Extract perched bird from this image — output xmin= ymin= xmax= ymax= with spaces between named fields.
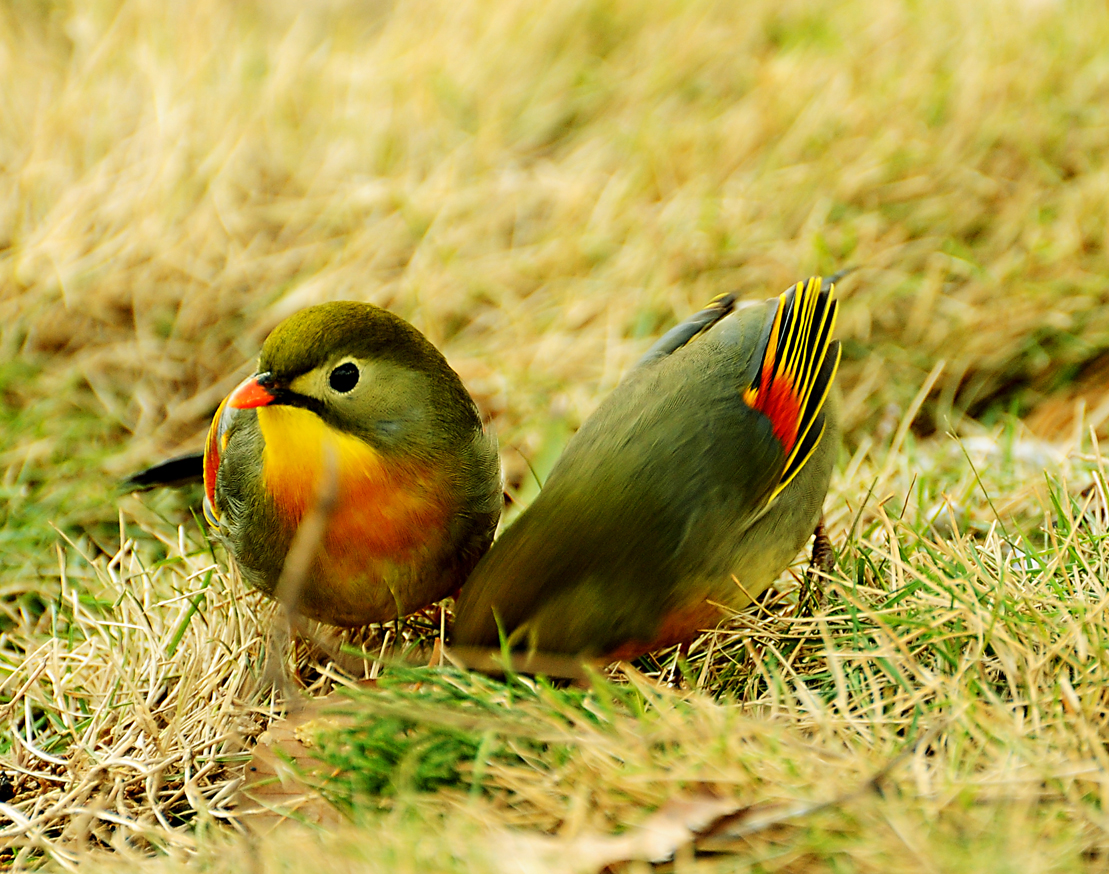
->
xmin=134 ymin=302 xmax=502 ymax=627
xmin=452 ymin=276 xmax=841 ymax=660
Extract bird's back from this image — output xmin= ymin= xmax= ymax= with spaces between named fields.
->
xmin=452 ymin=294 xmax=809 ymax=656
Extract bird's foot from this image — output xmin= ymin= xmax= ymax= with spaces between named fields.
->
xmin=798 ymin=519 xmax=835 ymax=615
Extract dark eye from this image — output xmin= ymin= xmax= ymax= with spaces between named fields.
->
xmin=329 ymin=362 xmax=360 ymax=393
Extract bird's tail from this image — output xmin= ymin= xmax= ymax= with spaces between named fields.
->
xmin=743 ymin=276 xmax=841 ymax=500
xmin=122 ymin=452 xmax=204 ymax=490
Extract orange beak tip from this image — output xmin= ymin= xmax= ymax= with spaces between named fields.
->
xmin=228 ymin=375 xmax=276 ymax=410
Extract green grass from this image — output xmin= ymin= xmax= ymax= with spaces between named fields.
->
xmin=7 ymin=424 xmax=1108 ymax=871
xmin=4 ymin=0 xmax=1109 ymax=869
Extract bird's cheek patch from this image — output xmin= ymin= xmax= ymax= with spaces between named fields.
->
xmin=287 ymin=370 xmax=321 ymax=399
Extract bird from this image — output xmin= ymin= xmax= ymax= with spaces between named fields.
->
xmin=131 ymin=301 xmax=502 ymax=627
xmin=451 ymin=275 xmax=841 ymax=661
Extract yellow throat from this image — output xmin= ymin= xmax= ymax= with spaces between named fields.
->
xmin=256 ymin=405 xmax=451 ymax=558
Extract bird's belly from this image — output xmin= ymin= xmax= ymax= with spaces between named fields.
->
xmin=271 ymin=485 xmax=456 ymax=627
xmin=603 ymin=599 xmax=724 ymax=662
xmin=253 ymin=405 xmax=456 ymax=624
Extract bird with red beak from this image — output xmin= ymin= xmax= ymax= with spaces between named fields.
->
xmin=200 ymin=302 xmax=502 ymax=627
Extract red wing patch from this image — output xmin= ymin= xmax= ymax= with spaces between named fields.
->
xmin=749 ymin=369 xmax=802 ymax=453
xmin=742 ymin=276 xmax=840 ymax=499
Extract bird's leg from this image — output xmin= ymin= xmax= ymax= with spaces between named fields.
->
xmin=798 ymin=518 xmax=835 ymax=615
xmin=424 ymin=602 xmax=448 ymax=667
xmin=664 ymin=643 xmax=687 ymax=687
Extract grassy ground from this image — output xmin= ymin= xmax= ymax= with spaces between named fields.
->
xmin=3 ymin=0 xmax=1109 ymax=868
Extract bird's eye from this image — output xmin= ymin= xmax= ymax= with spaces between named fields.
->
xmin=329 ymin=362 xmax=360 ymax=393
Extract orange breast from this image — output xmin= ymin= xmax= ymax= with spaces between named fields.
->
xmin=256 ymin=406 xmax=453 ymax=566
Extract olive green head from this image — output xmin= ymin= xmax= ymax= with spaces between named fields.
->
xmin=248 ymin=301 xmax=480 ymax=451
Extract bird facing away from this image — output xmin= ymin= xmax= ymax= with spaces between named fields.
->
xmin=452 ymin=276 xmax=841 ymax=660
xmin=200 ymin=301 xmax=502 ymax=627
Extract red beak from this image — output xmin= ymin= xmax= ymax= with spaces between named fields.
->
xmin=228 ymin=373 xmax=276 ymax=409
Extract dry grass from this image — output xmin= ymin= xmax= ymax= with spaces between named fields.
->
xmin=3 ymin=0 xmax=1109 ymax=868
xmin=7 ymin=423 xmax=1109 ymax=871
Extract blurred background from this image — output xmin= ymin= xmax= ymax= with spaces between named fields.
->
xmin=2 ymin=0 xmax=1108 ymax=588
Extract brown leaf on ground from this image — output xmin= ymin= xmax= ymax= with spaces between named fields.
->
xmin=481 ymin=792 xmax=742 ymax=874
xmin=236 ymin=697 xmax=351 ymax=834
